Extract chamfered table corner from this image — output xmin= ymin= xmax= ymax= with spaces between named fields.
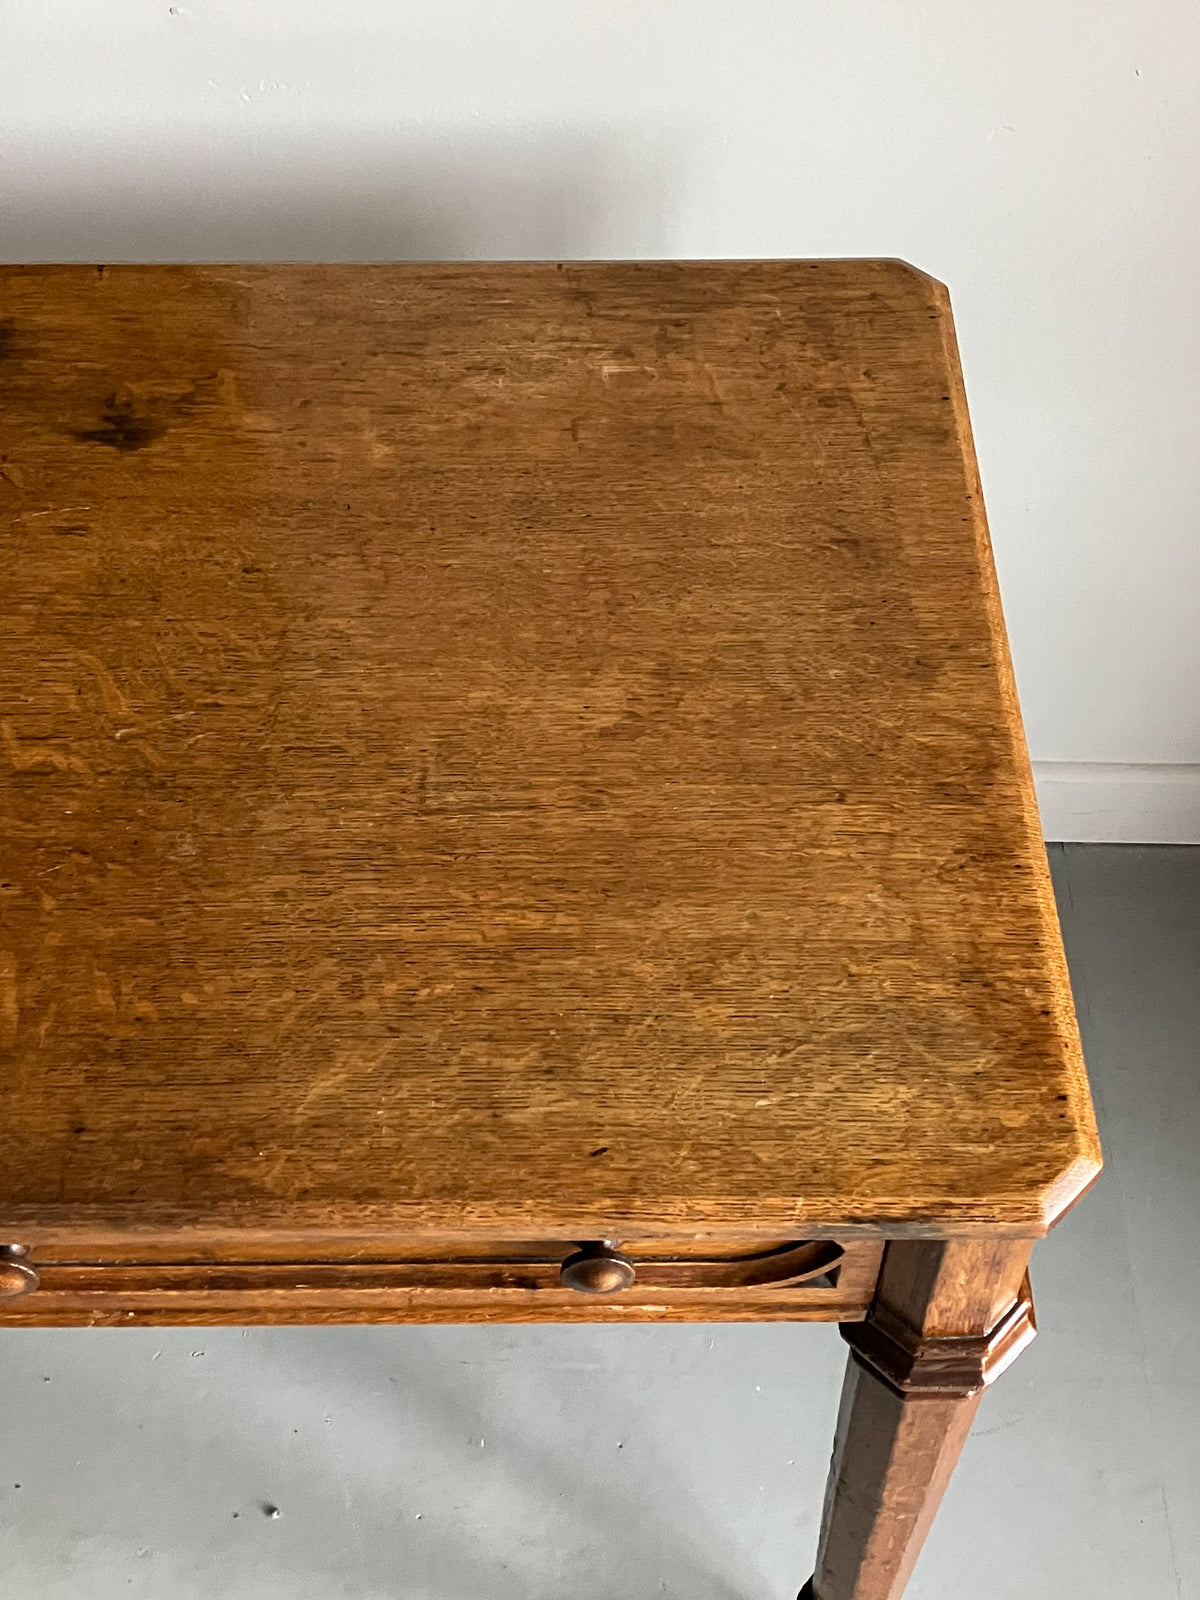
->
xmin=0 ymin=257 xmax=1099 ymax=1599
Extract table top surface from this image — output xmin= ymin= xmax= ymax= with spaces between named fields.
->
xmin=0 ymin=261 xmax=1099 ymax=1249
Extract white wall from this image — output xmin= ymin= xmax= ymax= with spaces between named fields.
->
xmin=4 ymin=1 xmax=1198 ymax=837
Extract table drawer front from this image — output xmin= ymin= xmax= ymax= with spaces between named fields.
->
xmin=0 ymin=1238 xmax=884 ymax=1325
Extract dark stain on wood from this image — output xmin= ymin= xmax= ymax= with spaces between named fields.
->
xmin=0 ymin=261 xmax=1099 ymax=1254
xmin=69 ymin=388 xmax=172 ymax=451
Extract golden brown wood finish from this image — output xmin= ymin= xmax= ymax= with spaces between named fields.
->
xmin=0 ymin=1236 xmax=881 ymax=1327
xmin=807 ymin=1240 xmax=1035 ymax=1600
xmin=0 ymin=261 xmax=1099 ymax=1600
xmin=0 ymin=1257 xmax=879 ymax=1329
xmin=0 ymin=261 xmax=1096 ymax=1260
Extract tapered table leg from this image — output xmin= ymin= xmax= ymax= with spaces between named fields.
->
xmin=802 ymin=1239 xmax=1037 ymax=1600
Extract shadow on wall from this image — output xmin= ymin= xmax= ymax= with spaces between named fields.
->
xmin=0 ymin=126 xmax=679 ymax=261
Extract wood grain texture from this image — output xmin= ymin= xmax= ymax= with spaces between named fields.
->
xmin=0 ymin=1236 xmax=883 ymax=1327
xmin=843 ymin=1262 xmax=1036 ymax=1396
xmin=0 ymin=261 xmax=1099 ymax=1252
xmin=873 ymin=1236 xmax=1034 ymax=1337
xmin=810 ymin=1239 xmax=1032 ymax=1600
xmin=0 ymin=1259 xmax=876 ymax=1329
xmin=0 ymin=1302 xmax=868 ymax=1329
xmin=812 ymin=1359 xmax=984 ymax=1600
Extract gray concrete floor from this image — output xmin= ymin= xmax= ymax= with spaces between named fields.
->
xmin=1 ymin=843 xmax=1196 ymax=1599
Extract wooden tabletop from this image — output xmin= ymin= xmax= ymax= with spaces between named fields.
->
xmin=0 ymin=261 xmax=1099 ymax=1251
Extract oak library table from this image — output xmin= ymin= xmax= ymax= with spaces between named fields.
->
xmin=0 ymin=261 xmax=1100 ymax=1600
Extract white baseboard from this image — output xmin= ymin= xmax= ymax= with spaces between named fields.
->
xmin=1032 ymin=762 xmax=1200 ymax=844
